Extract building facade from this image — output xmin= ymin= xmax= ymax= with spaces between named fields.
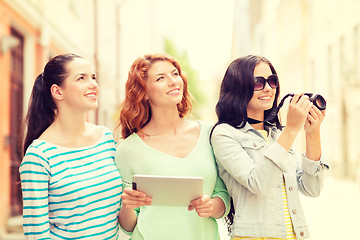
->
xmin=0 ymin=0 xmax=163 ymax=237
xmin=231 ymin=0 xmax=360 ymax=180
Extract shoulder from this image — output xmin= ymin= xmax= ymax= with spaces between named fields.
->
xmin=178 ymin=119 xmax=201 ymax=139
xmin=116 ymin=133 xmax=139 ymax=152
xmin=184 ymin=119 xmax=202 ymax=129
xmin=184 ymin=119 xmax=215 ymax=137
xmin=21 ymin=141 xmax=50 ymax=169
xmin=86 ymin=123 xmax=115 ymax=142
xmin=24 ymin=140 xmax=49 ymax=157
xmin=114 ymin=133 xmax=141 ymax=168
xmin=86 ymin=123 xmax=112 ymax=135
xmin=197 ymin=120 xmax=213 ymax=131
xmin=210 ymin=123 xmax=252 ymax=146
xmin=212 ymin=123 xmax=238 ymax=136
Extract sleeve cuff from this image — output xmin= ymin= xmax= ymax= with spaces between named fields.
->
xmin=119 ymin=225 xmax=133 ymax=236
xmin=211 ymin=194 xmax=231 ymax=219
xmin=302 ymin=153 xmax=329 ymax=175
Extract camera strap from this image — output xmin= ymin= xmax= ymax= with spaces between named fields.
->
xmin=247 ymin=93 xmax=293 ymax=124
xmin=247 ymin=93 xmax=325 ymax=124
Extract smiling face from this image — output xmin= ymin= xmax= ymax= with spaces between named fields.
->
xmin=145 ymin=60 xmax=184 ymax=109
xmin=59 ymin=58 xmax=99 ymax=112
xmin=247 ymin=61 xmax=277 ymax=120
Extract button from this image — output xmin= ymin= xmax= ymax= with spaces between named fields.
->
xmin=300 ymin=232 xmax=304 ymax=236
xmin=253 ymin=143 xmax=257 ymax=147
xmin=292 ymin=209 xmax=297 ymax=214
xmin=288 ymin=186 xmax=293 ymax=191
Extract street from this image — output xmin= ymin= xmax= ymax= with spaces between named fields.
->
xmin=2 ymin=177 xmax=359 ymax=240
xmin=300 ymin=177 xmax=360 ymax=240
xmin=218 ymin=177 xmax=360 ymax=240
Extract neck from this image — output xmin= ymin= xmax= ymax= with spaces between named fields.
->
xmin=144 ymin=106 xmax=183 ymax=135
xmin=250 ymin=122 xmax=264 ymax=130
xmin=247 ymin=111 xmax=264 ymax=130
xmin=52 ymin=109 xmax=87 ymax=138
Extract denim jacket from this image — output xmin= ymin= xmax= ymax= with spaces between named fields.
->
xmin=211 ymin=122 xmax=328 ymax=239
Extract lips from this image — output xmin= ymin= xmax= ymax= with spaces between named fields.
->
xmin=167 ymin=88 xmax=180 ymax=95
xmin=85 ymin=92 xmax=97 ymax=99
xmin=258 ymin=96 xmax=271 ymax=100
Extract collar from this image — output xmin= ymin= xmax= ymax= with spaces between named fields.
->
xmin=240 ymin=121 xmax=279 ymax=138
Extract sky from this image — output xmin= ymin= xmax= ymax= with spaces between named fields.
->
xmin=157 ymin=0 xmax=235 ymax=81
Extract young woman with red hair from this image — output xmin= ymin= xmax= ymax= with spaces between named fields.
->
xmin=115 ymin=53 xmax=230 ymax=240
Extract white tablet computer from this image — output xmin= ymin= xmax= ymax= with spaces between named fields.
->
xmin=132 ymin=174 xmax=203 ymax=207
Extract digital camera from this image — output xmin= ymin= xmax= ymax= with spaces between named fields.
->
xmin=283 ymin=93 xmax=326 ymax=111
xmin=249 ymin=92 xmax=327 ymax=124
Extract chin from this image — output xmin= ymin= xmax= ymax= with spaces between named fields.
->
xmin=87 ymin=103 xmax=98 ymax=110
xmin=265 ymin=105 xmax=273 ymax=111
xmin=173 ymin=97 xmax=183 ymax=104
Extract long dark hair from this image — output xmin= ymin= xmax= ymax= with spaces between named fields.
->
xmin=23 ymin=53 xmax=82 ymax=155
xmin=211 ymin=55 xmax=281 ymax=228
xmin=215 ymin=55 xmax=281 ymax=129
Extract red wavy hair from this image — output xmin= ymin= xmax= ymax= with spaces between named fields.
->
xmin=117 ymin=53 xmax=193 ymax=139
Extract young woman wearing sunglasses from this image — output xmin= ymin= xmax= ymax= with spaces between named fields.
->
xmin=210 ymin=55 xmax=328 ymax=239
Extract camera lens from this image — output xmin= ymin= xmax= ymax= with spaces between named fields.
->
xmin=313 ymin=95 xmax=326 ymax=110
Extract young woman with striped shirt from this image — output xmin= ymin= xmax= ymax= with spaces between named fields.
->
xmin=20 ymin=53 xmax=122 ymax=239
xmin=210 ymin=55 xmax=328 ymax=239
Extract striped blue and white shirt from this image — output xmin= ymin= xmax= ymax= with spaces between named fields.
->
xmin=20 ymin=127 xmax=122 ymax=240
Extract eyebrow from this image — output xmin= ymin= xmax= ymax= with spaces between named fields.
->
xmin=153 ymin=68 xmax=178 ymax=77
xmin=75 ymin=73 xmax=96 ymax=77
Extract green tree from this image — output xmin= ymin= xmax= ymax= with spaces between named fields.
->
xmin=164 ymin=37 xmax=205 ymax=119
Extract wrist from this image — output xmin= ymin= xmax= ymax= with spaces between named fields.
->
xmin=306 ymin=130 xmax=320 ymax=140
xmin=282 ymin=126 xmax=299 ymax=139
xmin=120 ymin=204 xmax=134 ymax=215
xmin=210 ymin=197 xmax=225 ymax=219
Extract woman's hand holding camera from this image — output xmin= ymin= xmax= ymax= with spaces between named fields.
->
xmin=304 ymin=105 xmax=326 ymax=136
xmin=278 ymin=93 xmax=321 ymax=152
xmin=304 ymin=104 xmax=326 ymax=161
xmin=278 ymin=92 xmax=325 ymax=160
xmin=286 ymin=93 xmax=313 ymax=134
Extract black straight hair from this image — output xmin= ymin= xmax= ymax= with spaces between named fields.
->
xmin=215 ymin=55 xmax=281 ymax=130
xmin=22 ymin=53 xmax=82 ymax=155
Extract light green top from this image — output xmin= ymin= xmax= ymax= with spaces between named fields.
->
xmin=115 ymin=121 xmax=230 ymax=240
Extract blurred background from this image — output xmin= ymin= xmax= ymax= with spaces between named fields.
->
xmin=0 ymin=0 xmax=359 ymax=239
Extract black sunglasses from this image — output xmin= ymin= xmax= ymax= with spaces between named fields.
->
xmin=253 ymin=74 xmax=279 ymax=91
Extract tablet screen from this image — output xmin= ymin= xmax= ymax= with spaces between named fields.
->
xmin=132 ymin=174 xmax=203 ymax=207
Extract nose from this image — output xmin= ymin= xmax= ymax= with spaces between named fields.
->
xmin=89 ymin=78 xmax=99 ymax=89
xmin=168 ymin=75 xmax=176 ymax=86
xmin=263 ymin=81 xmax=272 ymax=91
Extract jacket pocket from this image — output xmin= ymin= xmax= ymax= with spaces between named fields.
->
xmin=240 ymin=139 xmax=265 ymax=160
xmin=240 ymin=139 xmax=265 ymax=150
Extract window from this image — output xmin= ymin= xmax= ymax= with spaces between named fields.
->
xmin=10 ymin=27 xmax=24 ymax=216
xmin=354 ymin=24 xmax=359 ymax=84
xmin=327 ymin=45 xmax=333 ymax=95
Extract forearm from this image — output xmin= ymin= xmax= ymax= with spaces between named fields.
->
xmin=277 ymin=126 xmax=298 ymax=152
xmin=305 ymin=131 xmax=321 ymax=161
xmin=118 ymin=206 xmax=138 ymax=232
xmin=20 ymin=154 xmax=51 ymax=238
xmin=210 ymin=196 xmax=225 ymax=219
